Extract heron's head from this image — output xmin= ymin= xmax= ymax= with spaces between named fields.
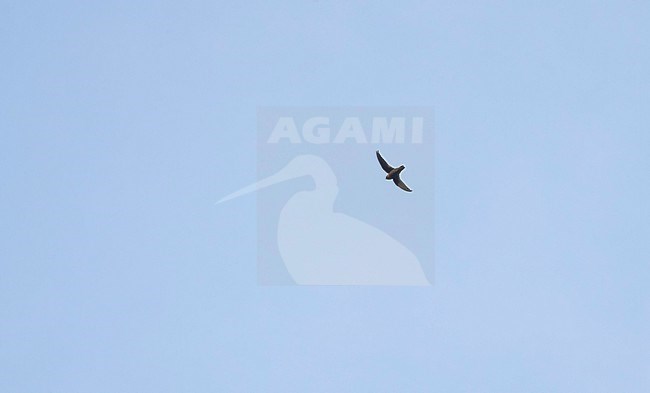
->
xmin=217 ymin=154 xmax=337 ymax=204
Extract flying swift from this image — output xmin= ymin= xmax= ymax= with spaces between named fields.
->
xmin=376 ymin=150 xmax=412 ymax=192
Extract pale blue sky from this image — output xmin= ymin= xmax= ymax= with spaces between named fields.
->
xmin=1 ymin=1 xmax=649 ymax=392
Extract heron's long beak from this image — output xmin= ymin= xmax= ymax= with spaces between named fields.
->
xmin=216 ymin=165 xmax=298 ymax=205
xmin=216 ymin=155 xmax=334 ymax=205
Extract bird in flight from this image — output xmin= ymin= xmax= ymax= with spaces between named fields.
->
xmin=376 ymin=150 xmax=412 ymax=192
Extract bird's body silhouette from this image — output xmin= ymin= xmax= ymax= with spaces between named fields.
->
xmin=376 ymin=150 xmax=412 ymax=192
xmin=217 ymin=155 xmax=428 ymax=285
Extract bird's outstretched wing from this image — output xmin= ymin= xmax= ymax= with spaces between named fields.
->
xmin=376 ymin=150 xmax=394 ymax=173
xmin=393 ymin=175 xmax=412 ymax=192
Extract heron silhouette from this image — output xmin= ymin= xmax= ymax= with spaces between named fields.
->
xmin=217 ymin=155 xmax=429 ymax=285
